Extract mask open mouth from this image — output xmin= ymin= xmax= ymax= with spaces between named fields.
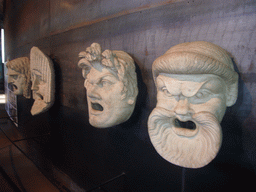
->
xmin=91 ymin=102 xmax=103 ymax=111
xmin=13 ymin=84 xmax=18 ymax=90
xmin=9 ymin=83 xmax=17 ymax=91
xmin=33 ymin=92 xmax=43 ymax=100
xmin=174 ymin=119 xmax=196 ymax=130
xmin=173 ymin=118 xmax=198 ymax=137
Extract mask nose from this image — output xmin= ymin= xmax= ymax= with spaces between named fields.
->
xmin=86 ymin=81 xmax=101 ymax=100
xmin=8 ymin=77 xmax=14 ymax=83
xmin=174 ymin=96 xmax=193 ymax=117
xmin=31 ymin=78 xmax=39 ymax=91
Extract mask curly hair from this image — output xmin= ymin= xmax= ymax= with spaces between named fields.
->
xmin=7 ymin=57 xmax=31 ymax=98
xmin=78 ymin=43 xmax=138 ymax=101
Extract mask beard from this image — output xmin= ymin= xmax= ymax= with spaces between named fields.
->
xmin=148 ymin=107 xmax=222 ymax=168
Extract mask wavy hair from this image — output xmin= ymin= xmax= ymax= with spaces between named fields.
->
xmin=78 ymin=43 xmax=138 ymax=100
xmin=7 ymin=57 xmax=31 ymax=99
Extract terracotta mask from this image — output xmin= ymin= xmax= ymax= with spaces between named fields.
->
xmin=78 ymin=43 xmax=138 ymax=128
xmin=148 ymin=41 xmax=238 ymax=168
xmin=7 ymin=57 xmax=31 ymax=99
xmin=30 ymin=47 xmax=55 ymax=116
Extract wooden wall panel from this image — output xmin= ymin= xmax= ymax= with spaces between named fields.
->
xmin=4 ymin=0 xmax=256 ymax=191
xmin=49 ymin=0 xmax=181 ymax=35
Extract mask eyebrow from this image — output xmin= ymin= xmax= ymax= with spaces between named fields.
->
xmin=101 ymin=74 xmax=117 ymax=81
xmin=32 ymin=69 xmax=42 ymax=76
xmin=97 ymin=75 xmax=117 ymax=85
xmin=8 ymin=72 xmax=20 ymax=75
xmin=200 ymin=78 xmax=225 ymax=94
xmin=157 ymin=75 xmax=182 ymax=95
xmin=181 ymin=81 xmax=205 ymax=97
xmin=7 ymin=69 xmax=22 ymax=76
xmin=156 ymin=76 xmax=165 ymax=88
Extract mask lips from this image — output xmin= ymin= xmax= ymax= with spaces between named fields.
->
xmin=172 ymin=118 xmax=199 ymax=137
xmin=33 ymin=92 xmax=44 ymax=101
xmin=174 ymin=118 xmax=196 ymax=130
xmin=10 ymin=83 xmax=18 ymax=92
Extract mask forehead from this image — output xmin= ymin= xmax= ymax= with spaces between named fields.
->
xmin=87 ymin=67 xmax=117 ymax=83
xmin=7 ymin=68 xmax=21 ymax=76
xmin=181 ymin=81 xmax=205 ymax=97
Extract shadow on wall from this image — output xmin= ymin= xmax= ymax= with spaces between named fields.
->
xmin=220 ymin=58 xmax=255 ymax=171
xmin=114 ymin=59 xmax=148 ymax=130
xmin=0 ymin=58 xmax=4 ymax=90
xmin=49 ymin=54 xmax=62 ymax=117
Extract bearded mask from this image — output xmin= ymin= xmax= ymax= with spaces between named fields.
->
xmin=148 ymin=41 xmax=238 ymax=168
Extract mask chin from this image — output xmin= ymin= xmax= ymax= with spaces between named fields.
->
xmin=148 ymin=108 xmax=222 ymax=168
xmin=30 ymin=100 xmax=48 ymax=115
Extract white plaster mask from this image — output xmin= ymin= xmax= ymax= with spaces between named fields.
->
xmin=148 ymin=74 xmax=227 ymax=168
xmin=30 ymin=47 xmax=55 ymax=116
xmin=84 ymin=66 xmax=134 ymax=128
xmin=30 ymin=69 xmax=48 ymax=115
xmin=7 ymin=68 xmax=26 ymax=95
xmin=78 ymin=42 xmax=138 ymax=128
xmin=6 ymin=57 xmax=31 ymax=99
xmin=148 ymin=41 xmax=239 ymax=168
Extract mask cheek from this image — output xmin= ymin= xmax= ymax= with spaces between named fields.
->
xmin=192 ymin=97 xmax=226 ymax=122
xmin=156 ymin=95 xmax=177 ymax=110
xmin=12 ymin=80 xmax=22 ymax=93
xmin=38 ymin=84 xmax=47 ymax=96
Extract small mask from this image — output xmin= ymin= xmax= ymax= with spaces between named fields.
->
xmin=148 ymin=41 xmax=238 ymax=168
xmin=6 ymin=57 xmax=31 ymax=99
xmin=30 ymin=47 xmax=55 ymax=115
xmin=78 ymin=43 xmax=138 ymax=128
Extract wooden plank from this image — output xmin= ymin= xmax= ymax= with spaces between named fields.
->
xmin=49 ymin=0 xmax=182 ymax=35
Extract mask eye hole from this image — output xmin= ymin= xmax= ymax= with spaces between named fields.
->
xmin=12 ymin=75 xmax=18 ymax=80
xmin=99 ymin=79 xmax=113 ymax=87
xmin=195 ymin=90 xmax=211 ymax=99
xmin=196 ymin=92 xmax=203 ymax=98
xmin=161 ymin=87 xmax=172 ymax=96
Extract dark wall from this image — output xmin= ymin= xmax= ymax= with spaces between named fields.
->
xmin=4 ymin=0 xmax=256 ymax=191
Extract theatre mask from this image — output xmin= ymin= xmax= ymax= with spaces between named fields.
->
xmin=7 ymin=57 xmax=31 ymax=98
xmin=30 ymin=47 xmax=55 ymax=116
xmin=148 ymin=41 xmax=238 ymax=168
xmin=78 ymin=43 xmax=138 ymax=128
